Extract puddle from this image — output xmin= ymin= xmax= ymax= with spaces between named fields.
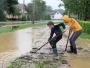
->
xmin=0 ymin=26 xmax=46 ymax=68
xmin=67 ymin=51 xmax=90 ymax=68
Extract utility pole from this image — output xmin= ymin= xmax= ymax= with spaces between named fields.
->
xmin=32 ymin=0 xmax=35 ymax=24
xmin=23 ymin=0 xmax=25 ymax=16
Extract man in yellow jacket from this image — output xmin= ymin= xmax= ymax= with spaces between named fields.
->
xmin=63 ymin=15 xmax=82 ymax=54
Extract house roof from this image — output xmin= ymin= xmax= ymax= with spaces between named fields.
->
xmin=17 ymin=4 xmax=24 ymax=9
xmin=17 ymin=4 xmax=27 ymax=13
xmin=48 ymin=9 xmax=64 ymax=16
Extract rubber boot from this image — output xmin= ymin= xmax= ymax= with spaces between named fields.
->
xmin=67 ymin=46 xmax=73 ymax=53
xmin=70 ymin=46 xmax=74 ymax=53
xmin=53 ymin=48 xmax=58 ymax=56
xmin=73 ymin=49 xmax=77 ymax=54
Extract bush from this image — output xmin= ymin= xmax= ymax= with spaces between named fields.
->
xmin=78 ymin=20 xmax=90 ymax=34
xmin=44 ymin=14 xmax=51 ymax=20
xmin=21 ymin=15 xmax=27 ymax=21
xmin=0 ymin=10 xmax=6 ymax=21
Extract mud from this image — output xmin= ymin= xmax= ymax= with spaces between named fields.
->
xmin=0 ymin=26 xmax=46 ymax=68
xmin=0 ymin=25 xmax=90 ymax=68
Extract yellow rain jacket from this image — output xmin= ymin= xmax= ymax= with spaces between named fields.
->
xmin=63 ymin=15 xmax=82 ymax=32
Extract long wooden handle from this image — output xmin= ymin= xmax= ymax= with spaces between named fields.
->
xmin=36 ymin=32 xmax=64 ymax=52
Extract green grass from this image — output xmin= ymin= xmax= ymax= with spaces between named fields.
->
xmin=80 ymin=32 xmax=90 ymax=39
xmin=78 ymin=20 xmax=90 ymax=39
xmin=0 ymin=21 xmax=90 ymax=39
xmin=0 ymin=23 xmax=46 ymax=34
xmin=0 ymin=22 xmax=61 ymax=34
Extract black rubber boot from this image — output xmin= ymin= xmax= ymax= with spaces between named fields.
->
xmin=67 ymin=46 xmax=73 ymax=53
xmin=70 ymin=46 xmax=74 ymax=53
xmin=73 ymin=49 xmax=77 ymax=54
xmin=53 ymin=48 xmax=58 ymax=56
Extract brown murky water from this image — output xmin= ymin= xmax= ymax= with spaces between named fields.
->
xmin=67 ymin=51 xmax=90 ymax=68
xmin=65 ymin=26 xmax=90 ymax=68
xmin=0 ymin=25 xmax=90 ymax=68
xmin=0 ymin=26 xmax=45 ymax=68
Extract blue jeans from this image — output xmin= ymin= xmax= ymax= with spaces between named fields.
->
xmin=50 ymin=34 xmax=62 ymax=48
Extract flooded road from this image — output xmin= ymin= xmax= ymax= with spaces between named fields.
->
xmin=0 ymin=25 xmax=90 ymax=68
xmin=0 ymin=26 xmax=46 ymax=68
xmin=67 ymin=51 xmax=90 ymax=68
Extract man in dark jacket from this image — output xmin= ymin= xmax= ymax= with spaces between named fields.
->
xmin=47 ymin=21 xmax=66 ymax=59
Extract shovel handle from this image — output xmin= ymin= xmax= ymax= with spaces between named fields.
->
xmin=36 ymin=32 xmax=65 ymax=52
xmin=65 ymin=30 xmax=71 ymax=51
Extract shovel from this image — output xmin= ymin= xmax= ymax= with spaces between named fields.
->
xmin=30 ymin=32 xmax=64 ymax=53
xmin=64 ymin=30 xmax=71 ymax=51
xmin=64 ymin=21 xmax=75 ymax=53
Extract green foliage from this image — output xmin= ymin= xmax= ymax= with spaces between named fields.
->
xmin=36 ymin=62 xmax=44 ymax=68
xmin=78 ymin=20 xmax=90 ymax=34
xmin=80 ymin=32 xmax=90 ymax=39
xmin=0 ymin=10 xmax=6 ymax=21
xmin=0 ymin=23 xmax=46 ymax=34
xmin=0 ymin=0 xmax=6 ymax=21
xmin=21 ymin=16 xmax=27 ymax=21
xmin=46 ymin=6 xmax=52 ymax=12
xmin=6 ymin=65 xmax=13 ymax=68
xmin=61 ymin=0 xmax=90 ymax=21
xmin=25 ymin=3 xmax=33 ymax=21
xmin=0 ymin=0 xmax=19 ymax=21
xmin=12 ymin=5 xmax=20 ymax=16
xmin=25 ymin=0 xmax=52 ymax=21
xmin=44 ymin=14 xmax=51 ymax=20
xmin=7 ymin=0 xmax=18 ymax=15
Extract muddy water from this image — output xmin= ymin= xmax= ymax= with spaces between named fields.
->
xmin=0 ymin=26 xmax=45 ymax=68
xmin=67 ymin=51 xmax=90 ymax=68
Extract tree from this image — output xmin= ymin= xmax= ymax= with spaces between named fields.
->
xmin=60 ymin=0 xmax=90 ymax=21
xmin=26 ymin=0 xmax=47 ymax=21
xmin=45 ymin=14 xmax=51 ymax=20
xmin=12 ymin=5 xmax=20 ymax=18
xmin=25 ymin=3 xmax=33 ymax=21
xmin=46 ymin=6 xmax=52 ymax=12
xmin=7 ymin=0 xmax=18 ymax=16
xmin=0 ymin=0 xmax=6 ymax=21
xmin=0 ymin=10 xmax=6 ymax=21
xmin=34 ymin=0 xmax=46 ymax=20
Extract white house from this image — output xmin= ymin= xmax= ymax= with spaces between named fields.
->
xmin=49 ymin=9 xmax=64 ymax=20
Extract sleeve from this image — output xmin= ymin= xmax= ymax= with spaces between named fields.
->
xmin=48 ymin=30 xmax=54 ymax=41
xmin=58 ymin=22 xmax=66 ymax=29
xmin=70 ymin=27 xmax=73 ymax=32
xmin=69 ymin=18 xmax=75 ymax=32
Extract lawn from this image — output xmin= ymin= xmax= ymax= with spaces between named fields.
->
xmin=0 ymin=23 xmax=46 ymax=34
xmin=0 ymin=21 xmax=90 ymax=39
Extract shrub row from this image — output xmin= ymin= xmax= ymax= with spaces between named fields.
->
xmin=78 ymin=21 xmax=90 ymax=34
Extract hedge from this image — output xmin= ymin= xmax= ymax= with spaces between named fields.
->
xmin=78 ymin=21 xmax=90 ymax=34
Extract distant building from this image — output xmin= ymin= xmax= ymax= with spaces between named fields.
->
xmin=48 ymin=9 xmax=64 ymax=20
xmin=6 ymin=4 xmax=27 ymax=19
xmin=17 ymin=4 xmax=27 ymax=15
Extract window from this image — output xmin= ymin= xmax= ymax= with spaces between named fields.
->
xmin=57 ymin=12 xmax=59 ymax=14
xmin=52 ymin=16 xmax=54 ymax=18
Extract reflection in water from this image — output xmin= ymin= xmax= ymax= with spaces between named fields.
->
xmin=0 ymin=28 xmax=35 ymax=68
xmin=16 ymin=28 xmax=33 ymax=55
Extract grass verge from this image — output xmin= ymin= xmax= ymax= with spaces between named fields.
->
xmin=0 ymin=22 xmax=61 ymax=34
xmin=80 ymin=32 xmax=90 ymax=39
xmin=0 ymin=23 xmax=46 ymax=34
